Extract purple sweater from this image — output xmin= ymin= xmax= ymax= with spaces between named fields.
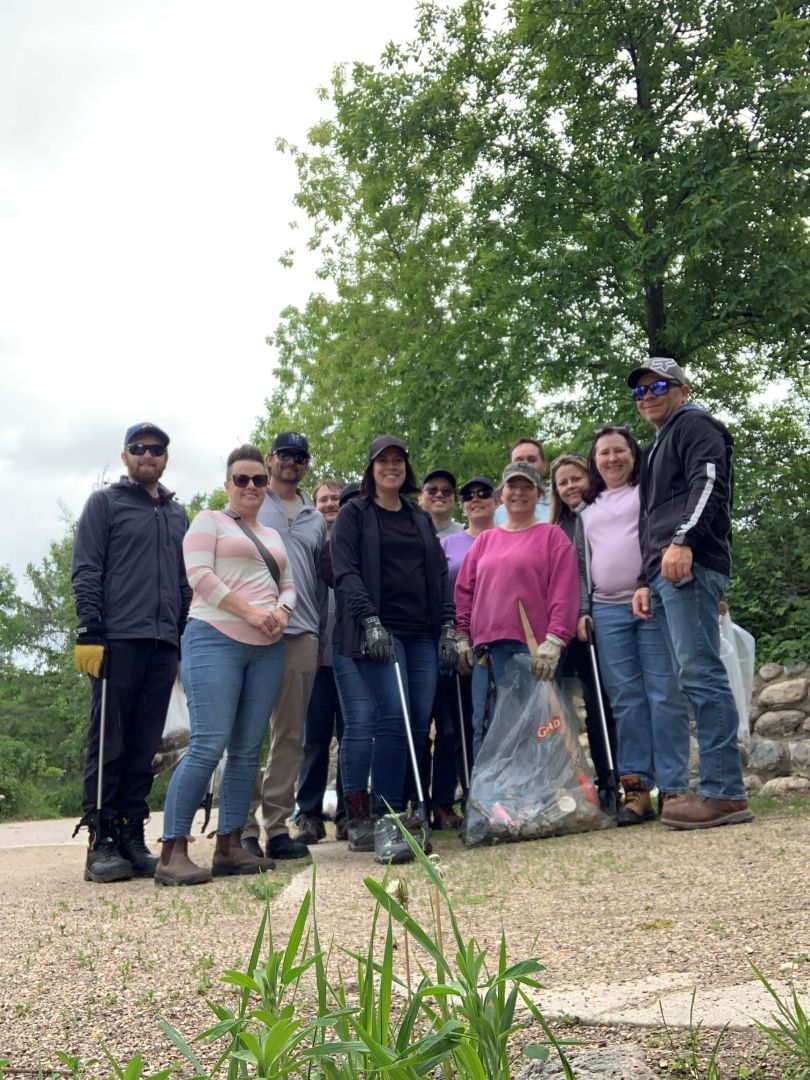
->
xmin=582 ymin=484 xmax=642 ymax=604
xmin=454 ymin=524 xmax=579 ymax=647
xmin=441 ymin=529 xmax=476 ymax=587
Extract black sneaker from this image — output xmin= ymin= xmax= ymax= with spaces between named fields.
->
xmin=267 ymin=833 xmax=311 ymax=860
xmin=240 ymin=835 xmax=265 ymax=859
xmin=293 ymin=814 xmax=326 ymax=846
xmin=84 ymin=833 xmax=134 ymax=884
xmin=347 ymin=818 xmax=375 ymax=852
xmin=374 ymin=814 xmax=414 ymax=865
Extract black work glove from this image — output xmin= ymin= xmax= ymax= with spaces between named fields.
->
xmin=74 ymin=622 xmax=106 ymax=678
xmin=362 ymin=616 xmax=395 ymax=663
xmin=438 ymin=623 xmax=458 ymax=675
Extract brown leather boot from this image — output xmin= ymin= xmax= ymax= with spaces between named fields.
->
xmin=618 ymin=775 xmax=656 ymax=826
xmin=212 ymin=829 xmax=275 ymax=877
xmin=154 ymin=837 xmax=212 ymax=886
xmin=660 ymin=794 xmax=754 ymax=830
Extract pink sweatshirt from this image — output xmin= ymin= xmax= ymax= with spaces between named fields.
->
xmin=582 ymin=484 xmax=642 ymax=604
xmin=183 ymin=511 xmax=296 ymax=645
xmin=454 ymin=524 xmax=579 ymax=647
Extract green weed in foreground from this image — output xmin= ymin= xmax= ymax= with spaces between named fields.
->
xmin=750 ymin=961 xmax=810 ymax=1079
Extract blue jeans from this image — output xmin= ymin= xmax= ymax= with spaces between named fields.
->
xmin=471 ymin=640 xmax=529 ymax=759
xmin=162 ymin=620 xmax=285 ymax=838
xmin=295 ymin=664 xmax=344 ymax=820
xmin=592 ymin=601 xmax=690 ymax=793
xmin=335 ymin=645 xmax=376 ymax=798
xmin=651 ymin=564 xmax=746 ymax=800
xmin=353 ymin=637 xmax=438 ymax=814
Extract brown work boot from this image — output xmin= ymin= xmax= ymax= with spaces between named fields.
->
xmin=212 ymin=829 xmax=275 ymax=877
xmin=432 ymin=804 xmax=462 ymax=830
xmin=658 ymin=792 xmax=689 ymax=817
xmin=618 ymin=775 xmax=656 ymax=827
xmin=154 ymin=837 xmax=212 ymax=886
xmin=661 ymin=794 xmax=755 ymax=830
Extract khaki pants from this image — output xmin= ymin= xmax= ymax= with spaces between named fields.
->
xmin=244 ymin=632 xmax=319 ymax=840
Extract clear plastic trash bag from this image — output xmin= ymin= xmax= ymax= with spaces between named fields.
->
xmin=719 ymin=611 xmax=755 ymax=750
xmin=152 ymin=674 xmax=190 ymax=774
xmin=462 ymin=654 xmax=613 ymax=847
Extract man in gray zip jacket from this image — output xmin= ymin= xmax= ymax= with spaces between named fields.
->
xmin=242 ymin=432 xmax=328 ymax=860
xmin=629 ymin=358 xmax=753 ymax=831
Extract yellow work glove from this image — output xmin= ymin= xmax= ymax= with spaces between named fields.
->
xmin=74 ymin=624 xmax=105 ymax=678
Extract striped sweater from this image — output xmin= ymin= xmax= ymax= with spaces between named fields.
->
xmin=183 ymin=510 xmax=296 ymax=645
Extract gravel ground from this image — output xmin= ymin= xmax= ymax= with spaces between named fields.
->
xmin=1 ymin=805 xmax=809 ymax=1077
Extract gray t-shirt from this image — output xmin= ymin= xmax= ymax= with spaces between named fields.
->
xmin=436 ymin=520 xmax=464 ymax=539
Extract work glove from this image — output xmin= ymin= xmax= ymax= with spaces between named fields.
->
xmin=530 ymin=633 xmax=565 ymax=681
xmin=74 ymin=622 xmax=106 ymax=678
xmin=437 ymin=623 xmax=458 ymax=674
xmin=456 ymin=636 xmax=474 ymax=677
xmin=362 ymin=616 xmax=395 ymax=663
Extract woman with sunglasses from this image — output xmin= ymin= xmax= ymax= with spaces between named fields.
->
xmin=548 ymin=455 xmax=618 ymax=807
xmin=156 ymin=444 xmax=296 ymax=885
xmin=580 ymin=427 xmax=689 ymax=825
xmin=331 ymin=435 xmax=457 ymax=865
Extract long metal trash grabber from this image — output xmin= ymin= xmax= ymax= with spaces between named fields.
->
xmin=392 ymin=656 xmax=430 ymax=842
xmin=455 ymin=674 xmax=471 ymax=791
xmin=583 ymin=618 xmax=619 ymax=817
xmin=96 ymin=672 xmax=109 ymax=821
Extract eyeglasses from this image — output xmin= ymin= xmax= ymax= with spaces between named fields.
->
xmin=276 ymin=449 xmax=309 ymax=465
xmin=424 ymin=485 xmax=455 ymax=497
xmin=631 ymin=381 xmax=672 ymax=401
xmin=231 ymin=473 xmax=269 ymax=488
xmin=127 ymin=443 xmax=166 ymax=457
xmin=462 ymin=488 xmax=493 ymax=501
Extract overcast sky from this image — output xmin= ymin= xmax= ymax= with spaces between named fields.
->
xmin=1 ymin=1 xmax=427 ymax=587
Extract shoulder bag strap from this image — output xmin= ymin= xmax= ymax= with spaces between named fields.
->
xmin=221 ymin=509 xmax=281 ymax=588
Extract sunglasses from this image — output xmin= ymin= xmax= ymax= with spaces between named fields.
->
xmin=593 ymin=425 xmax=631 ymax=438
xmin=424 ymin=485 xmax=455 ymax=497
xmin=631 ymin=380 xmax=672 ymax=401
xmin=276 ymin=449 xmax=309 ymax=465
xmin=127 ymin=443 xmax=166 ymax=457
xmin=462 ymin=488 xmax=493 ymax=501
xmin=231 ymin=473 xmax=269 ymax=488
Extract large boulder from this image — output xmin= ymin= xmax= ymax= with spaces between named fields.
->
xmin=747 ymin=735 xmax=790 ymax=776
xmin=755 ymin=710 xmax=805 ymax=738
xmin=758 ymin=678 xmax=808 ymax=708
xmin=758 ymin=662 xmax=784 ymax=682
xmin=789 ymin=740 xmax=810 ymax=778
xmin=761 ymin=776 xmax=810 ymax=799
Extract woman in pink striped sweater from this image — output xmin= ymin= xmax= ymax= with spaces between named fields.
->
xmin=156 ymin=444 xmax=296 ymax=886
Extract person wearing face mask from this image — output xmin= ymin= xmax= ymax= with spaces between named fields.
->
xmin=331 ymin=436 xmax=457 ymax=864
xmin=155 ymin=444 xmax=295 ymax=885
xmin=548 ymin=455 xmax=618 ymax=808
xmin=579 ymin=427 xmax=689 ymax=826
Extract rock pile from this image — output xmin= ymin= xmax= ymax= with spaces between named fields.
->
xmin=744 ymin=661 xmax=810 ymax=797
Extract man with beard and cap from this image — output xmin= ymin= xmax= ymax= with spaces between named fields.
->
xmin=629 ymin=357 xmax=754 ymax=830
xmin=72 ymin=422 xmax=191 ymax=882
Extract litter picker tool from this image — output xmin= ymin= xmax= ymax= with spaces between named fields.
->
xmin=583 ymin=617 xmax=619 ymax=817
xmin=455 ymin=674 xmax=471 ymax=791
xmin=392 ymin=655 xmax=430 ymax=842
xmin=95 ymin=666 xmax=109 ymax=820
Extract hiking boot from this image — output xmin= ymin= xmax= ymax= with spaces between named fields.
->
xmin=661 ymin=794 xmax=755 ymax=831
xmin=293 ymin=814 xmax=326 ymax=846
xmin=240 ymin=834 xmax=265 ymax=859
xmin=403 ymin=812 xmax=432 ymax=854
xmin=374 ymin=813 xmax=414 ymax=865
xmin=345 ymin=790 xmax=374 ymax=852
xmin=334 ymin=816 xmax=348 ymax=842
xmin=618 ymin=775 xmax=655 ymax=827
xmin=154 ymin=837 xmax=212 ymax=886
xmin=117 ymin=817 xmax=158 ymax=877
xmin=432 ymin=804 xmax=462 ymax=830
xmin=212 ymin=829 xmax=275 ymax=877
xmin=84 ymin=821 xmax=134 ymax=884
xmin=267 ymin=832 xmax=311 ymax=860
xmin=658 ymin=792 xmax=688 ymax=818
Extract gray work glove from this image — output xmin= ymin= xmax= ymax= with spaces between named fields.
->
xmin=530 ymin=633 xmax=565 ymax=681
xmin=362 ymin=616 xmax=395 ymax=663
xmin=438 ymin=623 xmax=458 ymax=674
xmin=456 ymin=636 xmax=474 ymax=676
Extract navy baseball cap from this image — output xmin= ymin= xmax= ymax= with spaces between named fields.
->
xmin=422 ymin=469 xmax=457 ymax=489
xmin=124 ymin=422 xmax=170 ymax=448
xmin=272 ymin=431 xmax=310 ymax=456
xmin=460 ymin=476 xmax=494 ymax=500
xmin=368 ymin=435 xmax=408 ymax=463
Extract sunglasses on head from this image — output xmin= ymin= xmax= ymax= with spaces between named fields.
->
xmin=424 ymin=484 xmax=455 ymax=497
xmin=127 ymin=443 xmax=166 ymax=457
xmin=593 ymin=425 xmax=631 ymax=438
xmin=276 ymin=449 xmax=309 ymax=465
xmin=231 ymin=473 xmax=269 ymax=488
xmin=631 ymin=380 xmax=673 ymax=401
xmin=462 ymin=487 xmax=493 ymax=501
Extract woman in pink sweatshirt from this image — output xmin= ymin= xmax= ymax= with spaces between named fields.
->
xmin=455 ymin=462 xmax=579 ymax=757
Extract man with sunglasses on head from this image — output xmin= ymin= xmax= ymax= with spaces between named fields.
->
xmin=241 ymin=432 xmax=328 ymax=861
xmin=629 ymin=357 xmax=754 ymax=830
xmin=72 ymin=422 xmax=191 ymax=882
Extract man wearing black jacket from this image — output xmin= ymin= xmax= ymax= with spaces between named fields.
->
xmin=629 ymin=359 xmax=753 ymax=830
xmin=72 ymin=423 xmax=191 ymax=882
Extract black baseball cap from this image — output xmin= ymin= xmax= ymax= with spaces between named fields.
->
xmin=460 ymin=476 xmax=494 ymax=500
xmin=368 ymin=435 xmax=408 ymax=462
xmin=338 ymin=481 xmax=362 ymax=506
xmin=124 ymin=422 xmax=170 ymax=448
xmin=627 ymin=356 xmax=687 ymax=388
xmin=422 ymin=469 xmax=457 ymax=489
xmin=272 ymin=431 xmax=310 ymax=456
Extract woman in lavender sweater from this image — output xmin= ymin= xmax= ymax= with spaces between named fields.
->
xmin=579 ymin=427 xmax=689 ymax=825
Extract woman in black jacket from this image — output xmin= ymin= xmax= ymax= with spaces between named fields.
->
xmin=331 ymin=435 xmax=457 ymax=864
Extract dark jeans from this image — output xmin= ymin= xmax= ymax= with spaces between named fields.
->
xmin=81 ymin=638 xmax=178 ymax=820
xmin=562 ymin=638 xmax=618 ymax=790
xmin=417 ymin=672 xmax=473 ymax=808
xmin=355 ymin=637 xmax=438 ymax=814
xmin=295 ymin=664 xmax=345 ymax=821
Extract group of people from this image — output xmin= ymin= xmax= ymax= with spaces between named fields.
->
xmin=71 ymin=355 xmax=754 ymax=884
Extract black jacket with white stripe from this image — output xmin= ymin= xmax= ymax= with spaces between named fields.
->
xmin=638 ymin=403 xmax=734 ymax=583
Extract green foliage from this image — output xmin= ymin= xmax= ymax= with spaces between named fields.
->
xmin=185 ymin=488 xmax=228 ymax=521
xmin=751 ymin=960 xmax=810 ymax=1078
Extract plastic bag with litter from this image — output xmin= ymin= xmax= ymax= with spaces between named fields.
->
xmin=152 ymin=675 xmax=190 ymax=774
